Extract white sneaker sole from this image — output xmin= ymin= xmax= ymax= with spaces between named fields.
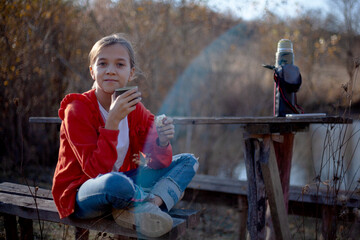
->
xmin=113 ymin=208 xmax=173 ymax=238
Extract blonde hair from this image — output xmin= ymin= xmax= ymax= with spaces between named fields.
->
xmin=89 ymin=33 xmax=136 ymax=69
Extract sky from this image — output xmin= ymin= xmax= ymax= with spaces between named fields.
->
xmin=207 ymin=0 xmax=330 ymax=20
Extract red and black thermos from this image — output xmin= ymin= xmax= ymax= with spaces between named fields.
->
xmin=265 ymin=39 xmax=303 ymax=117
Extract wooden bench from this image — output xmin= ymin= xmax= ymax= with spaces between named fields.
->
xmin=0 ymin=181 xmax=201 ymax=240
xmin=1 ymin=117 xmax=204 ymax=239
xmin=2 ymin=174 xmax=359 ymax=239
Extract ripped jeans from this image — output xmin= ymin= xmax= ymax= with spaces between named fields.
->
xmin=73 ymin=153 xmax=199 ymax=219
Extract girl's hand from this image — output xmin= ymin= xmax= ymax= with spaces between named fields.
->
xmin=106 ymin=87 xmax=141 ymax=130
xmin=156 ymin=116 xmax=174 ymax=146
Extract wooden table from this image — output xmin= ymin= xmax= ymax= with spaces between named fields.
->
xmin=29 ymin=115 xmax=352 ymax=239
xmin=176 ymin=116 xmax=352 ymax=240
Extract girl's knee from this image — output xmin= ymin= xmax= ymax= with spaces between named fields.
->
xmin=174 ymin=153 xmax=199 ymax=172
xmin=101 ymin=172 xmax=135 ymax=196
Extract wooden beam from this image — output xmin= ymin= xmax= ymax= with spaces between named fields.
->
xmin=29 ymin=117 xmax=61 ymax=124
xmin=260 ymin=136 xmax=291 ymax=240
xmin=238 ymin=196 xmax=248 ymax=240
xmin=243 ymin=138 xmax=267 ymax=239
xmin=29 ymin=116 xmax=353 ymax=125
xmin=1 ymin=179 xmax=358 ymax=211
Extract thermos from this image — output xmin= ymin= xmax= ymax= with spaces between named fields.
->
xmin=272 ymin=39 xmax=302 ymax=116
xmin=275 ymin=39 xmax=294 ymax=67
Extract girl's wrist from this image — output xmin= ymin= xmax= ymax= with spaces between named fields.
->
xmin=105 ymin=119 xmax=119 ymax=130
xmin=157 ymin=138 xmax=169 ymax=147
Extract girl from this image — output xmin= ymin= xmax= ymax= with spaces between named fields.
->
xmin=52 ymin=33 xmax=199 ymax=238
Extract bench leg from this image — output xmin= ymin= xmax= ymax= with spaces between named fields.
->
xmin=4 ymin=214 xmax=19 ymax=240
xmin=18 ymin=217 xmax=33 ymax=240
xmin=322 ymin=206 xmax=337 ymax=240
xmin=75 ymin=227 xmax=89 ymax=240
xmin=238 ymin=196 xmax=248 ymax=240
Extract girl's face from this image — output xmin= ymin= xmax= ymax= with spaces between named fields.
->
xmin=90 ymin=44 xmax=135 ymax=96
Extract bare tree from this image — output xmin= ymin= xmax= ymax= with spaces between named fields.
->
xmin=329 ymin=0 xmax=360 ymax=106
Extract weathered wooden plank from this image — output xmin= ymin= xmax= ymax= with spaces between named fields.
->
xmin=185 ymin=181 xmax=360 ymax=224
xmin=188 ymin=174 xmax=247 ymax=195
xmin=2 ymin=179 xmax=358 ymax=211
xmin=29 ymin=117 xmax=61 ymax=124
xmin=243 ymin=138 xmax=255 ymax=238
xmin=29 ymin=116 xmax=353 ymax=125
xmin=188 ymin=175 xmax=360 ymax=208
xmin=172 ymin=116 xmax=353 ymax=125
xmin=0 ymin=192 xmax=57 ymax=218
xmin=288 ymin=185 xmax=360 ymax=208
xmin=0 ymin=182 xmax=52 ymax=199
xmin=254 ymin=139 xmax=267 ymax=239
xmin=243 ymin=138 xmax=266 ymax=240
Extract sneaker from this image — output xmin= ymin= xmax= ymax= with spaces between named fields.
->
xmin=112 ymin=202 xmax=173 ymax=238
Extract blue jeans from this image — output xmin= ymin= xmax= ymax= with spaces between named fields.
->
xmin=73 ymin=153 xmax=199 ymax=219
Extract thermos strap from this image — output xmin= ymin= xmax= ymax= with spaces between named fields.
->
xmin=274 ymin=73 xmax=304 ymax=114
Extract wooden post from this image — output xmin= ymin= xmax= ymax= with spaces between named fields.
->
xmin=321 ymin=206 xmax=337 ymax=240
xmin=4 ymin=214 xmax=18 ymax=240
xmin=238 ymin=196 xmax=248 ymax=240
xmin=243 ymin=138 xmax=266 ymax=240
xmin=18 ymin=217 xmax=33 ymax=240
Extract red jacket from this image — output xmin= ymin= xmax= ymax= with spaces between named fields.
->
xmin=52 ymin=89 xmax=172 ymax=219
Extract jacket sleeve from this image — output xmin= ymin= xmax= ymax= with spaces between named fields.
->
xmin=133 ymin=103 xmax=172 ymax=169
xmin=63 ymin=100 xmax=118 ymax=178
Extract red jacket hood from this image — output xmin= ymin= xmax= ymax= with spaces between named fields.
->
xmin=58 ymin=89 xmax=102 ymax=123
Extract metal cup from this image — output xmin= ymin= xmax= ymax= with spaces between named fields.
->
xmin=112 ymin=86 xmax=138 ymax=102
